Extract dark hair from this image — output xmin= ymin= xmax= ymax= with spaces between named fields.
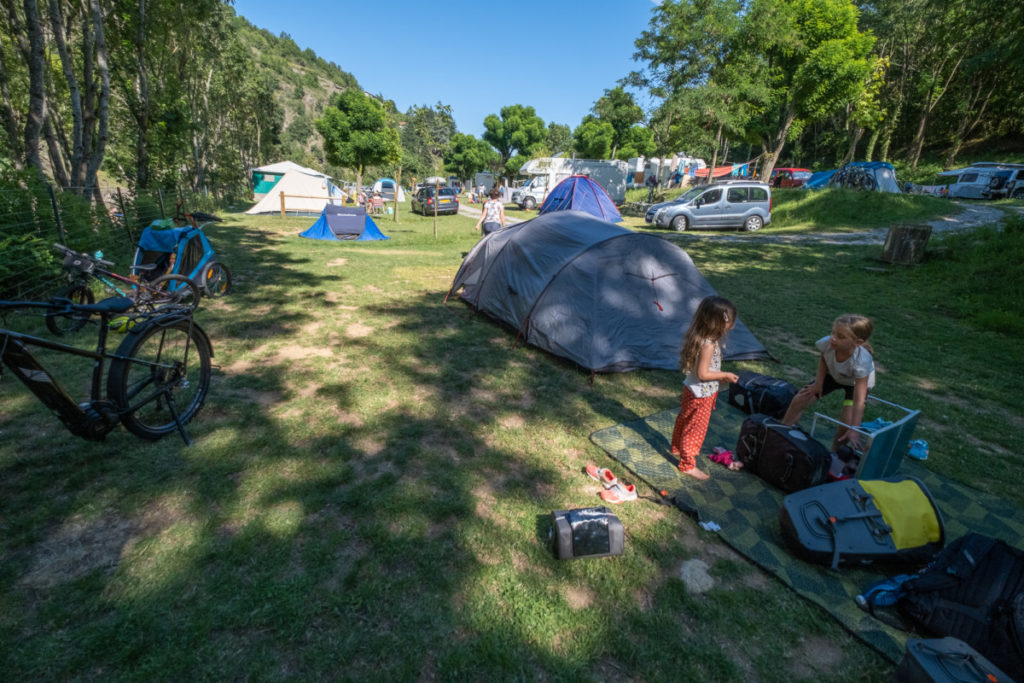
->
xmin=488 ymin=189 xmax=500 ymax=199
xmin=679 ymin=296 xmax=737 ymax=372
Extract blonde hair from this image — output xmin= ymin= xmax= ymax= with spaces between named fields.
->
xmin=680 ymin=296 xmax=737 ymax=373
xmin=833 ymin=314 xmax=874 ymax=355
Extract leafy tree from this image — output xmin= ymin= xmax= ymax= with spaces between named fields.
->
xmin=741 ymin=0 xmax=875 ymax=178
xmin=615 ymin=125 xmax=656 ymax=161
xmin=572 ymin=117 xmax=613 ymax=159
xmin=399 ymin=102 xmax=455 ymax=180
xmin=545 ymin=122 xmax=571 ymax=156
xmin=482 ymin=104 xmax=545 ymax=177
xmin=443 ymin=133 xmax=497 ymax=187
xmin=592 ymin=87 xmax=645 ymax=158
xmin=315 ymin=90 xmax=400 ymax=196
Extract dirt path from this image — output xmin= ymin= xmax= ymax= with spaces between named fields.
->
xmin=659 ymin=202 xmax=1014 ymax=245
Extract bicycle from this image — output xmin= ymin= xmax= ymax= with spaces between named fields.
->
xmin=47 ymin=243 xmax=200 ymax=336
xmin=0 ymin=297 xmax=212 ymax=444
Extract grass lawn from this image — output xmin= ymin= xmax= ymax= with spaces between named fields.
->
xmin=1 ymin=198 xmax=1021 ymax=680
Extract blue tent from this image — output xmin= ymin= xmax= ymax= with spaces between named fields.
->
xmin=538 ymin=175 xmax=622 ymax=222
xmin=804 ymin=162 xmax=902 ymax=193
xmin=300 ymin=205 xmax=389 ymax=241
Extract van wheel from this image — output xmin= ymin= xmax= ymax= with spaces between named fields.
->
xmin=671 ymin=215 xmax=688 ymax=231
xmin=524 ymin=197 xmax=536 ymax=210
xmin=1013 ymin=188 xmax=1024 ymax=200
xmin=744 ymin=215 xmax=764 ymax=232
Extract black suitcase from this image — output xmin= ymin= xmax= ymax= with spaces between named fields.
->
xmin=778 ymin=476 xmax=945 ymax=570
xmin=735 ymin=413 xmax=830 ymax=492
xmin=728 ymin=371 xmax=798 ymax=419
xmin=549 ymin=507 xmax=624 ymax=560
xmin=896 ymin=637 xmax=1014 ymax=683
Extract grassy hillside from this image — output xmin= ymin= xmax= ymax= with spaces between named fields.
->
xmin=233 ymin=15 xmax=360 ymax=172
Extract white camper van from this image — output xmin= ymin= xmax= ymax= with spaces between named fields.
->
xmin=940 ymin=163 xmax=1024 ymax=199
xmin=511 ymin=158 xmax=629 ymax=210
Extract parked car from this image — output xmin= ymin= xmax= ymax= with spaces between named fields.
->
xmin=412 ymin=187 xmax=460 ymax=215
xmin=644 ymin=181 xmax=772 ymax=232
xmin=982 ymin=166 xmax=1024 ymax=200
xmin=769 ymin=167 xmax=812 ymax=188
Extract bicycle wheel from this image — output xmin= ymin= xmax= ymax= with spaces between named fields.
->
xmin=107 ymin=318 xmax=212 ymax=440
xmin=46 ymin=282 xmax=95 ymax=336
xmin=139 ymin=274 xmax=201 ymax=312
xmin=201 ymin=262 xmax=231 ymax=298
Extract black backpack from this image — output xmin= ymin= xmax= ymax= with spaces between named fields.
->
xmin=895 ymin=533 xmax=1024 ymax=679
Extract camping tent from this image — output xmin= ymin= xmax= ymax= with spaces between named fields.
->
xmin=538 ymin=175 xmax=622 ymax=222
xmin=246 ymin=167 xmax=347 ymax=216
xmin=299 ymin=205 xmax=389 ymax=241
xmin=372 ymin=177 xmax=406 ymax=202
xmin=448 ymin=211 xmax=770 ymax=372
xmin=252 ymin=161 xmax=326 ymax=197
xmin=804 ymin=162 xmax=902 ymax=193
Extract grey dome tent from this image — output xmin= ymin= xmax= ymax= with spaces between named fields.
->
xmin=447 ymin=211 xmax=771 ymax=372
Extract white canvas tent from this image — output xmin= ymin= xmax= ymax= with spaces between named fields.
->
xmin=246 ymin=169 xmax=348 ymax=215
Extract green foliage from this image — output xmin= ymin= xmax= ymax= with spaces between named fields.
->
xmin=572 ymin=117 xmax=614 ymax=159
xmin=401 ymin=103 xmax=457 ymax=179
xmin=315 ymin=90 xmax=401 ymax=173
xmin=482 ymin=105 xmax=546 ymax=175
xmin=545 ymin=123 xmax=572 ymax=156
xmin=443 ymin=134 xmax=498 ymax=185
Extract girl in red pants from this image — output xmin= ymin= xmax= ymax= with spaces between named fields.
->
xmin=671 ymin=296 xmax=740 ymax=480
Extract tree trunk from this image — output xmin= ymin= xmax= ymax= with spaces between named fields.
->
xmin=863 ymin=128 xmax=880 ymax=162
xmin=134 ymin=0 xmax=150 ymax=188
xmin=761 ymin=108 xmax=796 ymax=183
xmin=43 ymin=113 xmax=70 ymax=187
xmin=49 ymin=0 xmax=85 ymax=189
xmin=943 ymin=83 xmax=993 ymax=168
xmin=908 ymin=55 xmax=964 ymax=170
xmin=708 ymin=123 xmax=722 ymax=185
xmin=84 ymin=0 xmax=110 ymax=197
xmin=842 ymin=126 xmax=863 ymax=165
xmin=22 ymin=0 xmax=46 ymax=173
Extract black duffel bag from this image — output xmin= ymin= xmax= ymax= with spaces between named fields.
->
xmin=728 ymin=371 xmax=798 ymax=420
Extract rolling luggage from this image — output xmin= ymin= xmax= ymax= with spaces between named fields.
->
xmin=778 ymin=476 xmax=945 ymax=570
xmin=896 ymin=638 xmax=1014 ymax=683
xmin=736 ymin=413 xmax=830 ymax=492
xmin=728 ymin=371 xmax=798 ymax=420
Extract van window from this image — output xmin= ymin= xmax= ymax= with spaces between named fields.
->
xmin=960 ymin=173 xmax=978 ymax=183
xmin=700 ymin=189 xmax=722 ymax=204
xmin=749 ymin=187 xmax=768 ymax=202
xmin=727 ymin=188 xmax=747 ymax=203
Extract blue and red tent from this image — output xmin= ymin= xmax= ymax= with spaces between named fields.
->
xmin=538 ymin=175 xmax=622 ymax=222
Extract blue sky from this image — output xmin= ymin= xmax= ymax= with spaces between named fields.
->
xmin=233 ymin=0 xmax=659 ymax=138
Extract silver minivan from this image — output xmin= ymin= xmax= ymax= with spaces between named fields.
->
xmin=645 ymin=181 xmax=772 ymax=232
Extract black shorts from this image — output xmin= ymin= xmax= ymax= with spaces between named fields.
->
xmin=817 ymin=373 xmax=854 ymax=400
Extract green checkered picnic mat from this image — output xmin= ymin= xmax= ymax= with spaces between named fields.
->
xmin=589 ymin=396 xmax=1024 ymax=663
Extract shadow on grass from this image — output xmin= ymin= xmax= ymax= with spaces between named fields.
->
xmin=1 ymin=214 xmax=1017 ymax=679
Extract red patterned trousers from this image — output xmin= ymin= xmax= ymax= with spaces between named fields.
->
xmin=671 ymin=390 xmax=717 ymax=470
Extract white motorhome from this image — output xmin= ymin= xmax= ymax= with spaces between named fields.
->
xmin=939 ymin=163 xmax=1024 ymax=199
xmin=511 ymin=157 xmax=629 ymax=210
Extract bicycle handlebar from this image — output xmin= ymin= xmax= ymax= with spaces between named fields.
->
xmin=53 ymin=243 xmax=115 ymax=268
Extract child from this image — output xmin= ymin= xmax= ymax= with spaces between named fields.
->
xmin=671 ymin=296 xmax=740 ymax=480
xmin=781 ymin=314 xmax=875 ymax=450
xmin=475 ymin=189 xmax=506 ymax=235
